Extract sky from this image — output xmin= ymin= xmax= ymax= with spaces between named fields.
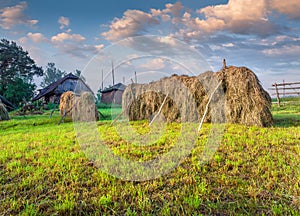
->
xmin=1 ymin=0 xmax=300 ymax=94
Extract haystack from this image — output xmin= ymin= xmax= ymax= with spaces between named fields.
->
xmin=122 ymin=66 xmax=273 ymax=127
xmin=0 ymin=100 xmax=10 ymax=121
xmin=59 ymin=91 xmax=75 ymax=117
xmin=73 ymin=91 xmax=99 ymax=122
xmin=219 ymin=66 xmax=273 ymax=127
xmin=59 ymin=91 xmax=99 ymax=121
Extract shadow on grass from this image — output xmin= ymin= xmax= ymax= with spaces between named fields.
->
xmin=273 ymin=114 xmax=300 ymax=128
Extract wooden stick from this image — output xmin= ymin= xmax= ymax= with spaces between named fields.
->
xmin=271 ymin=92 xmax=300 ymax=95
xmin=272 ymin=82 xmax=300 ymax=86
xmin=58 ymin=99 xmax=80 ymax=125
xmin=98 ymin=110 xmax=105 ymax=119
xmin=149 ymin=93 xmax=169 ymax=126
xmin=269 ymin=87 xmax=300 ymax=90
xmin=274 ymin=83 xmax=281 ymax=108
xmin=50 ymin=109 xmax=57 ymax=118
xmin=110 ymin=110 xmax=125 ymax=126
xmin=198 ymin=80 xmax=222 ymax=132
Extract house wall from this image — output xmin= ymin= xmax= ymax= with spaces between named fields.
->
xmin=101 ymin=90 xmax=123 ymax=104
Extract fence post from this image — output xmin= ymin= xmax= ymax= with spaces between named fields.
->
xmin=274 ymin=82 xmax=280 ymax=108
xmin=283 ymin=80 xmax=285 ymax=97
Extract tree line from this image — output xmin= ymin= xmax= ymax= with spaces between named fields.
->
xmin=0 ymin=38 xmax=82 ymax=107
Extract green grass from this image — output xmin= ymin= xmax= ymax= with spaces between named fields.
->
xmin=0 ymin=101 xmax=299 ymax=215
xmin=272 ymin=98 xmax=300 ymax=127
xmin=99 ymin=107 xmax=122 ymax=120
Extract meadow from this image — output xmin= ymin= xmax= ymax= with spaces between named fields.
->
xmin=0 ymin=98 xmax=299 ymax=215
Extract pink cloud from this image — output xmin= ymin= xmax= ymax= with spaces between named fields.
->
xmin=196 ymin=0 xmax=272 ymax=35
xmin=58 ymin=16 xmax=70 ymax=30
xmin=0 ymin=2 xmax=38 ymax=29
xmin=27 ymin=32 xmax=48 ymax=43
xmin=102 ymin=10 xmax=159 ymax=41
xmin=140 ymin=58 xmax=166 ymax=70
xmin=51 ymin=32 xmax=85 ymax=43
xmin=262 ymin=45 xmax=300 ymax=56
xmin=270 ymin=0 xmax=300 ymax=19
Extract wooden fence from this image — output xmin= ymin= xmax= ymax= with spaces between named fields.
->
xmin=269 ymin=81 xmax=300 ymax=107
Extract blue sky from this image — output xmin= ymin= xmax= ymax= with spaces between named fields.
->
xmin=1 ymin=0 xmax=300 ymax=92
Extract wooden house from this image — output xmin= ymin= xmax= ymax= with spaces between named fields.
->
xmin=100 ymin=83 xmax=126 ymax=104
xmin=32 ymin=73 xmax=93 ymax=104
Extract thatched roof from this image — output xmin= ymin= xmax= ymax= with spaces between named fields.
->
xmin=122 ymin=66 xmax=273 ymax=127
xmin=0 ymin=95 xmax=15 ymax=110
xmin=32 ymin=73 xmax=93 ymax=101
xmin=101 ymin=83 xmax=126 ymax=93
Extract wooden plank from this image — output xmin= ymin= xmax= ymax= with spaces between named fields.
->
xmin=272 ymin=92 xmax=300 ymax=95
xmin=268 ymin=87 xmax=300 ymax=90
xmin=272 ymin=82 xmax=300 ymax=87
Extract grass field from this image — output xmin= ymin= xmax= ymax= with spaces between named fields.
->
xmin=0 ymin=99 xmax=300 ymax=215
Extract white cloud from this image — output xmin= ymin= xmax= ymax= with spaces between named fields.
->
xmin=58 ymin=16 xmax=70 ymax=30
xmin=151 ymin=2 xmax=184 ymax=23
xmin=102 ymin=9 xmax=159 ymax=41
xmin=262 ymin=45 xmax=300 ymax=56
xmin=94 ymin=44 xmax=104 ymax=52
xmin=51 ymin=32 xmax=85 ymax=43
xmin=193 ymin=0 xmax=276 ymax=36
xmin=0 ymin=2 xmax=38 ymax=29
xmin=27 ymin=32 xmax=48 ymax=43
xmin=223 ymin=43 xmax=234 ymax=47
xmin=140 ymin=58 xmax=166 ymax=70
xmin=49 ymin=32 xmax=104 ymax=58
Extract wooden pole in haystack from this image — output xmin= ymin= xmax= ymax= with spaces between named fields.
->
xmin=149 ymin=93 xmax=169 ymax=126
xmin=222 ymin=59 xmax=227 ymax=69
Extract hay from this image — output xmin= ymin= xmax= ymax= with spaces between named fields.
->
xmin=0 ymin=100 xmax=10 ymax=121
xmin=122 ymin=66 xmax=273 ymax=127
xmin=59 ymin=91 xmax=75 ymax=117
xmin=59 ymin=91 xmax=99 ymax=121
xmin=219 ymin=66 xmax=273 ymax=127
xmin=73 ymin=91 xmax=99 ymax=122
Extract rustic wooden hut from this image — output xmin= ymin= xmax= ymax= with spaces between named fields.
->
xmin=100 ymin=83 xmax=126 ymax=105
xmin=32 ymin=73 xmax=93 ymax=105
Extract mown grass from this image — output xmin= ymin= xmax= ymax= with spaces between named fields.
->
xmin=0 ymin=101 xmax=299 ymax=215
xmin=272 ymin=97 xmax=300 ymax=127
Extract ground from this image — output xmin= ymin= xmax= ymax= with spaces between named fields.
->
xmin=0 ymin=98 xmax=299 ymax=215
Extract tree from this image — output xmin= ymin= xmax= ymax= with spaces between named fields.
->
xmin=74 ymin=69 xmax=86 ymax=82
xmin=40 ymin=62 xmax=66 ymax=87
xmin=0 ymin=39 xmax=43 ymax=106
xmin=4 ymin=77 xmax=35 ymax=106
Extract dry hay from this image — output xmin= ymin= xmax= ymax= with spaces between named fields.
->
xmin=73 ymin=91 xmax=99 ymax=122
xmin=122 ymin=66 xmax=273 ymax=127
xmin=59 ymin=91 xmax=99 ymax=121
xmin=123 ymin=74 xmax=209 ymax=123
xmin=59 ymin=91 xmax=75 ymax=117
xmin=219 ymin=66 xmax=273 ymax=127
xmin=0 ymin=100 xmax=10 ymax=121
